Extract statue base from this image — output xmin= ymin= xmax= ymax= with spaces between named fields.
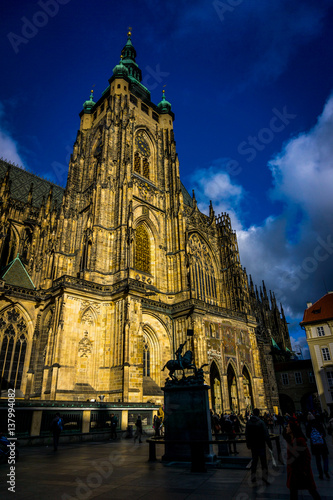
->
xmin=162 ymin=383 xmax=213 ymax=462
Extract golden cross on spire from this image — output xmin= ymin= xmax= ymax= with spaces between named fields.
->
xmin=128 ymin=26 xmax=132 ymax=36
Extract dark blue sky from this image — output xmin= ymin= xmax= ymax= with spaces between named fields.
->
xmin=1 ymin=0 xmax=333 ymax=355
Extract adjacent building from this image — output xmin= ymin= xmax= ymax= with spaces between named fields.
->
xmin=301 ymin=292 xmax=333 ymax=411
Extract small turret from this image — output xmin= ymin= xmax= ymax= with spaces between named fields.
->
xmin=158 ymin=89 xmax=172 ymax=114
xmin=83 ymin=90 xmax=96 ymax=114
xmin=112 ymin=55 xmax=129 ymax=78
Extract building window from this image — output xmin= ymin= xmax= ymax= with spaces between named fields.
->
xmin=142 ymin=157 xmax=149 ymax=178
xmin=134 ymin=133 xmax=151 ymax=180
xmin=188 ymin=234 xmax=217 ymax=304
xmin=135 ymin=225 xmax=150 ymax=274
xmin=152 ymin=112 xmax=159 ymax=122
xmin=130 ymin=94 xmax=138 ymax=106
xmin=141 ymin=103 xmax=149 ymax=114
xmin=294 ymin=372 xmax=303 ymax=384
xmin=281 ymin=373 xmax=289 ymax=385
xmin=0 ymin=308 xmax=28 ymax=390
xmin=308 ymin=371 xmax=315 ymax=383
xmin=317 ymin=326 xmax=325 ymax=337
xmin=143 ymin=337 xmax=150 ymax=377
xmin=322 ymin=347 xmax=331 ymax=361
xmin=134 ymin=153 xmax=141 ymax=174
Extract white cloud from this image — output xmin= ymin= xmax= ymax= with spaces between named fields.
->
xmin=269 ymin=93 xmax=333 ymax=218
xmin=190 ymin=91 xmax=333 ymax=334
xmin=190 ymin=162 xmax=245 ymax=230
xmin=239 ymin=92 xmax=333 ymax=319
xmin=290 ymin=334 xmax=309 ymax=360
xmin=0 ymin=102 xmax=26 ymax=168
xmin=0 ymin=130 xmax=26 ymax=167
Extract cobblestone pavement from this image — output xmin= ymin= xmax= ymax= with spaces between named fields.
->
xmin=1 ymin=428 xmax=333 ymax=499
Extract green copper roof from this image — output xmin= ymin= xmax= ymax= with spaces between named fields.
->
xmin=0 ymin=254 xmax=35 ymax=289
xmin=113 ymin=57 xmax=129 ymax=78
xmin=157 ymin=90 xmax=172 ymax=114
xmin=272 ymin=338 xmax=281 ymax=350
xmin=120 ymin=30 xmax=142 ymax=82
xmin=83 ymin=90 xmax=96 ymax=114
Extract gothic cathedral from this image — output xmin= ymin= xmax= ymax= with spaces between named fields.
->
xmin=0 ymin=32 xmax=291 ymax=413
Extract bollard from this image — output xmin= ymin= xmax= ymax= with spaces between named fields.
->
xmin=148 ymin=439 xmax=157 ymax=462
xmin=190 ymin=442 xmax=207 ymax=473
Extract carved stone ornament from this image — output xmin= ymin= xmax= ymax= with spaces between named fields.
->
xmin=78 ymin=332 xmax=93 ymax=358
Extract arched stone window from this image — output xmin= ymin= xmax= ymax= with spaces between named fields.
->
xmin=134 ymin=152 xmax=141 ymax=174
xmin=135 ymin=225 xmax=150 ymax=273
xmin=134 ymin=132 xmax=151 ymax=180
xmin=188 ymin=234 xmax=217 ymax=304
xmin=0 ymin=307 xmax=28 ymax=390
xmin=142 ymin=157 xmax=150 ymax=178
xmin=227 ymin=363 xmax=239 ymax=413
xmin=143 ymin=336 xmax=150 ymax=377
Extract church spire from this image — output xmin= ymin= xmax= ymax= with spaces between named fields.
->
xmin=121 ymin=28 xmax=142 ymax=82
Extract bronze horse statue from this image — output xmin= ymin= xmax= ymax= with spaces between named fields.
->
xmin=162 ymin=350 xmax=196 ymax=380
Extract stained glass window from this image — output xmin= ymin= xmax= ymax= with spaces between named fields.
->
xmin=0 ymin=308 xmax=28 ymax=390
xmin=134 ymin=152 xmax=141 ymax=174
xmin=142 ymin=157 xmax=150 ymax=179
xmin=135 ymin=225 xmax=150 ymax=273
xmin=143 ymin=337 xmax=150 ymax=377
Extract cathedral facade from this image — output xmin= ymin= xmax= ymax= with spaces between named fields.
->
xmin=0 ymin=32 xmax=291 ymax=413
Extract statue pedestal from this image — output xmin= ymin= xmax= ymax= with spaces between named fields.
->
xmin=162 ymin=383 xmax=213 ymax=462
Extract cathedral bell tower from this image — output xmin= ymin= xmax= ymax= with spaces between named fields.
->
xmin=54 ymin=30 xmax=187 ymax=296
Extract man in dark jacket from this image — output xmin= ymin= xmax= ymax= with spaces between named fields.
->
xmin=51 ymin=412 xmax=64 ymax=451
xmin=245 ymin=408 xmax=272 ymax=484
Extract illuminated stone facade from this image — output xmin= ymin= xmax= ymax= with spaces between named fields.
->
xmin=0 ymin=33 xmax=291 ymax=412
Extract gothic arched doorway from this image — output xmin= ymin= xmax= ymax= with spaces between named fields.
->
xmin=227 ymin=363 xmax=239 ymax=413
xmin=242 ymin=366 xmax=254 ymax=412
xmin=210 ymin=361 xmax=223 ymax=414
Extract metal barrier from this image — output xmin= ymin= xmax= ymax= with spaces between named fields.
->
xmin=146 ymin=433 xmax=283 ymax=473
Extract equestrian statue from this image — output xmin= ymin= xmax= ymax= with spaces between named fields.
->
xmin=162 ymin=341 xmax=196 ymax=380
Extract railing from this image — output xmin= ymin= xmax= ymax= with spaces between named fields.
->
xmin=146 ymin=433 xmax=283 ymax=473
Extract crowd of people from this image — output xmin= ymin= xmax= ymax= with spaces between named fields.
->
xmin=210 ymin=407 xmax=333 ymax=499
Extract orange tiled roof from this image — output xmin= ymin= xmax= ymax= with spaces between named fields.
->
xmin=301 ymin=292 xmax=333 ymax=325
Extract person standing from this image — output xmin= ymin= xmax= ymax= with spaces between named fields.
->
xmin=110 ymin=413 xmax=118 ymax=440
xmin=154 ymin=415 xmax=161 ymax=437
xmin=245 ymin=408 xmax=272 ymax=484
xmin=306 ymin=415 xmax=330 ymax=480
xmin=283 ymin=419 xmax=321 ymax=499
xmin=51 ymin=412 xmax=64 ymax=452
xmin=134 ymin=415 xmax=143 ymax=443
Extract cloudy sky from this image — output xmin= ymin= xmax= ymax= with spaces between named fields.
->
xmin=1 ymin=0 xmax=333 ymax=356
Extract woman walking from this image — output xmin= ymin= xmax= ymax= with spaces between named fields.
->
xmin=283 ymin=419 xmax=321 ymax=499
xmin=134 ymin=415 xmax=143 ymax=443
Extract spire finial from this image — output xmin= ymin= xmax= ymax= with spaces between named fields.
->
xmin=128 ymin=26 xmax=132 ymax=37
